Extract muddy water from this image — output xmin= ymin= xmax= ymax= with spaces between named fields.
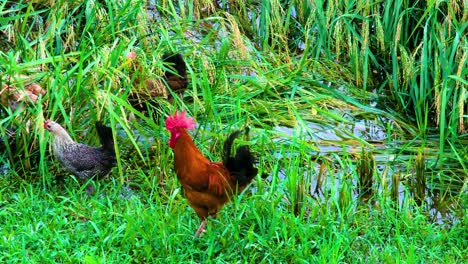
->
xmin=272 ymin=119 xmax=464 ymax=226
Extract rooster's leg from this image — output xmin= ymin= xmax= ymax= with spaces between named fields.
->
xmin=195 ymin=219 xmax=207 ymax=237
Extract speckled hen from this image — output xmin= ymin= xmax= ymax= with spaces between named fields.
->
xmin=44 ymin=120 xmax=116 ymax=180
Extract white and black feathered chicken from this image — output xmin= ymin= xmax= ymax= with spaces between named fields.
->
xmin=44 ymin=120 xmax=116 ymax=180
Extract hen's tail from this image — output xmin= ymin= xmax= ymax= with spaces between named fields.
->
xmin=223 ymin=127 xmax=258 ymax=188
xmin=96 ymin=121 xmax=116 ymax=160
xmin=162 ymin=53 xmax=188 ymax=88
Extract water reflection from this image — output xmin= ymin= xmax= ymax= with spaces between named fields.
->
xmin=271 ymin=120 xmax=462 ymax=226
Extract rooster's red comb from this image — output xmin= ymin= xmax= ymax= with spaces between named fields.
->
xmin=165 ymin=110 xmax=196 ymax=131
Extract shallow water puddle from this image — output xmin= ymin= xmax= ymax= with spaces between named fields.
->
xmin=272 ymin=119 xmax=463 ymax=226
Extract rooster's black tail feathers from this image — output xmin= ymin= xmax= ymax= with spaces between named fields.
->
xmin=223 ymin=127 xmax=258 ymax=188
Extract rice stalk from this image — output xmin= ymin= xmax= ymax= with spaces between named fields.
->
xmin=413 ymin=151 xmax=426 ymax=206
xmin=223 ymin=12 xmax=249 ymax=59
xmin=391 ymin=172 xmax=400 ymax=208
xmin=357 ymin=148 xmax=375 ymax=201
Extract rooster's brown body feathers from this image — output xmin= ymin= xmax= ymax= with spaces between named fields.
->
xmin=171 ymin=128 xmax=257 ymax=220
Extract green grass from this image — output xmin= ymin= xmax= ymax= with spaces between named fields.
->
xmin=1 ymin=0 xmax=467 ymax=262
xmin=0 ymin=172 xmax=465 ymax=262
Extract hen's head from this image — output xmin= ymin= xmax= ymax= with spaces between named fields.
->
xmin=126 ymin=51 xmax=137 ymax=60
xmin=44 ymin=119 xmax=62 ymax=133
xmin=165 ymin=110 xmax=196 ymax=148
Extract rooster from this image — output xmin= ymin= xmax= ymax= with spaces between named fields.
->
xmin=165 ymin=110 xmax=258 ymax=236
xmin=44 ymin=120 xmax=116 ymax=183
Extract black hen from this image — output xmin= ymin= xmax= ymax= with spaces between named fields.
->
xmin=127 ymin=52 xmax=189 ymax=111
xmin=162 ymin=52 xmax=189 ymax=98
